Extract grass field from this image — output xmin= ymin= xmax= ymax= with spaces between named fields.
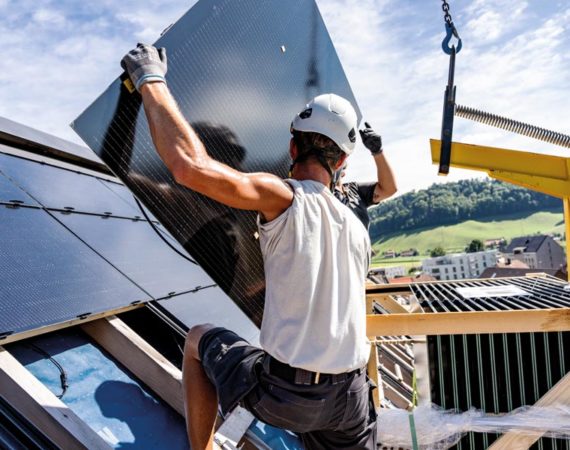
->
xmin=370 ymin=256 xmax=424 ymax=270
xmin=371 ymin=210 xmax=564 ymax=267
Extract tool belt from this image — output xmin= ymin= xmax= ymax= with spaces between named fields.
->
xmin=266 ymin=355 xmax=363 ymax=385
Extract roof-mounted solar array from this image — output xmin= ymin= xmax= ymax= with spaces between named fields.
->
xmin=0 ymin=149 xmax=222 ymax=339
xmin=72 ymin=0 xmax=361 ymax=325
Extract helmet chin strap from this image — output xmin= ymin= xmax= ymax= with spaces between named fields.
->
xmin=289 ymin=147 xmax=335 ymax=188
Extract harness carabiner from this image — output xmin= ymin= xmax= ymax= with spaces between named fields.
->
xmin=442 ymin=22 xmax=462 ymax=55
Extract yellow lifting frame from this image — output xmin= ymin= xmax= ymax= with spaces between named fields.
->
xmin=430 ymin=139 xmax=570 ymax=279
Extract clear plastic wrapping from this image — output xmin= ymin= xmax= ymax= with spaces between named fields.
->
xmin=376 ymin=404 xmax=570 ymax=449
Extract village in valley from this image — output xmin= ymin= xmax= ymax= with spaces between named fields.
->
xmin=370 ymin=234 xmax=566 ymax=284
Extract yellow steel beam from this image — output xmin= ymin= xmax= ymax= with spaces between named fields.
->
xmin=430 ymin=139 xmax=569 ymax=179
xmin=490 ymin=171 xmax=570 ymax=198
xmin=430 ymin=139 xmax=570 ymax=198
xmin=565 ymin=198 xmax=570 ymax=282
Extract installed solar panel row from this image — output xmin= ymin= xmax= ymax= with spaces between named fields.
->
xmin=0 ymin=150 xmax=224 ymax=337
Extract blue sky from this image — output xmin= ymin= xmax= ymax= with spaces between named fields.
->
xmin=0 ymin=0 xmax=569 ymax=193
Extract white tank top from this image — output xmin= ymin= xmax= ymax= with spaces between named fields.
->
xmin=257 ymin=179 xmax=371 ymax=373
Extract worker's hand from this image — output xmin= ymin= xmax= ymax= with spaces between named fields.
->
xmin=359 ymin=122 xmax=383 ymax=155
xmin=121 ymin=43 xmax=167 ymax=92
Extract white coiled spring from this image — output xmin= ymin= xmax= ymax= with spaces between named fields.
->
xmin=455 ymin=104 xmax=570 ymax=148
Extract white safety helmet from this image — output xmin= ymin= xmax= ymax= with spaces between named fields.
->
xmin=291 ymin=93 xmax=358 ymax=155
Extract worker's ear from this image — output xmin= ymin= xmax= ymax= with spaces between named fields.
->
xmin=334 ymin=153 xmax=348 ymax=171
xmin=289 ymin=138 xmax=299 ymax=160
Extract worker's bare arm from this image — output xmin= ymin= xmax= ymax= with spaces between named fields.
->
xmin=372 ymin=151 xmax=397 ymax=203
xmin=139 ymin=82 xmax=293 ymax=222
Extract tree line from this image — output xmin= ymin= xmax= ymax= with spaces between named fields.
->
xmin=368 ymin=179 xmax=562 ymax=240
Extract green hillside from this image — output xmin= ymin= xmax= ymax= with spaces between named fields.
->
xmin=372 ymin=210 xmax=564 ymax=259
xmin=368 ymin=178 xmax=562 ymax=240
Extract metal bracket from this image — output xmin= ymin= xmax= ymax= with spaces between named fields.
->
xmin=214 ymin=405 xmax=256 ymax=450
xmin=439 ymin=46 xmax=457 ymax=175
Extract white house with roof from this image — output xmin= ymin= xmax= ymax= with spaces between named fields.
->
xmin=422 ymin=250 xmax=498 ymax=281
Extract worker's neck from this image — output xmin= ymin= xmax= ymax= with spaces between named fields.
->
xmin=291 ymin=162 xmax=331 ymax=188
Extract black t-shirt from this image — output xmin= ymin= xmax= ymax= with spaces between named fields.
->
xmin=333 ymin=182 xmax=377 ymax=229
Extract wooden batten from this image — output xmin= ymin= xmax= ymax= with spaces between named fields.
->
xmin=0 ymin=346 xmax=111 ymax=450
xmin=81 ymin=316 xmax=184 ymax=416
xmin=367 ymin=343 xmax=383 ymax=409
xmin=366 ymin=308 xmax=570 ymax=337
xmin=367 ymin=293 xmax=410 ymax=314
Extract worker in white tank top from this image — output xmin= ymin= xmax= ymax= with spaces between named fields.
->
xmin=122 ymin=43 xmax=376 ymax=450
xmin=258 ymin=178 xmax=371 ymax=373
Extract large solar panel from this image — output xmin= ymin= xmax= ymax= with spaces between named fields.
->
xmin=0 ymin=116 xmax=102 ymax=164
xmin=72 ymin=0 xmax=361 ymax=325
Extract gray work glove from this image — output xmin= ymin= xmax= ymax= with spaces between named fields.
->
xmin=121 ymin=43 xmax=167 ymax=92
xmin=359 ymin=122 xmax=383 ymax=155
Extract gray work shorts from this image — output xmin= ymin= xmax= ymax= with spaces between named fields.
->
xmin=199 ymin=327 xmax=377 ymax=450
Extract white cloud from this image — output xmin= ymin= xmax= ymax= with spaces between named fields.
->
xmin=0 ymin=0 xmax=568 ymax=196
xmin=464 ymin=0 xmax=528 ymax=44
xmin=32 ymin=8 xmax=66 ymax=26
xmin=320 ymin=0 xmax=570 ymax=193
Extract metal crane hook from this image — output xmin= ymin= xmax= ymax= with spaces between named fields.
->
xmin=442 ymin=22 xmax=462 ymax=55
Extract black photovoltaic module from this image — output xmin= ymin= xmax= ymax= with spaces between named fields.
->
xmin=413 ymin=277 xmax=570 ymax=450
xmin=0 ymin=150 xmax=223 ymax=337
xmin=72 ymin=0 xmax=361 ymax=326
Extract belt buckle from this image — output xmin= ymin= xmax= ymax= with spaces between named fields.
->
xmin=294 ymin=368 xmax=319 ymax=385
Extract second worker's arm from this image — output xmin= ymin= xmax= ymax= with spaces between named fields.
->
xmin=360 ymin=122 xmax=397 ymax=203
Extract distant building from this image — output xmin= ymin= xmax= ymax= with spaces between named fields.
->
xmin=382 ymin=250 xmax=397 ymax=259
xmin=369 ymin=266 xmax=406 ymax=279
xmin=484 ymin=238 xmax=505 ymax=248
xmin=399 ymin=248 xmax=418 ymax=257
xmin=388 ymin=274 xmax=436 ymax=284
xmin=422 ymin=250 xmax=498 ymax=281
xmin=504 ymin=235 xmax=565 ymax=270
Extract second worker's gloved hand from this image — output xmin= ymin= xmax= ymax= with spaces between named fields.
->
xmin=359 ymin=122 xmax=383 ymax=155
xmin=121 ymin=43 xmax=167 ymax=92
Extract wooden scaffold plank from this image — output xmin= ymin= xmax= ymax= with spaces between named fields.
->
xmin=367 ymin=308 xmax=570 ymax=337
